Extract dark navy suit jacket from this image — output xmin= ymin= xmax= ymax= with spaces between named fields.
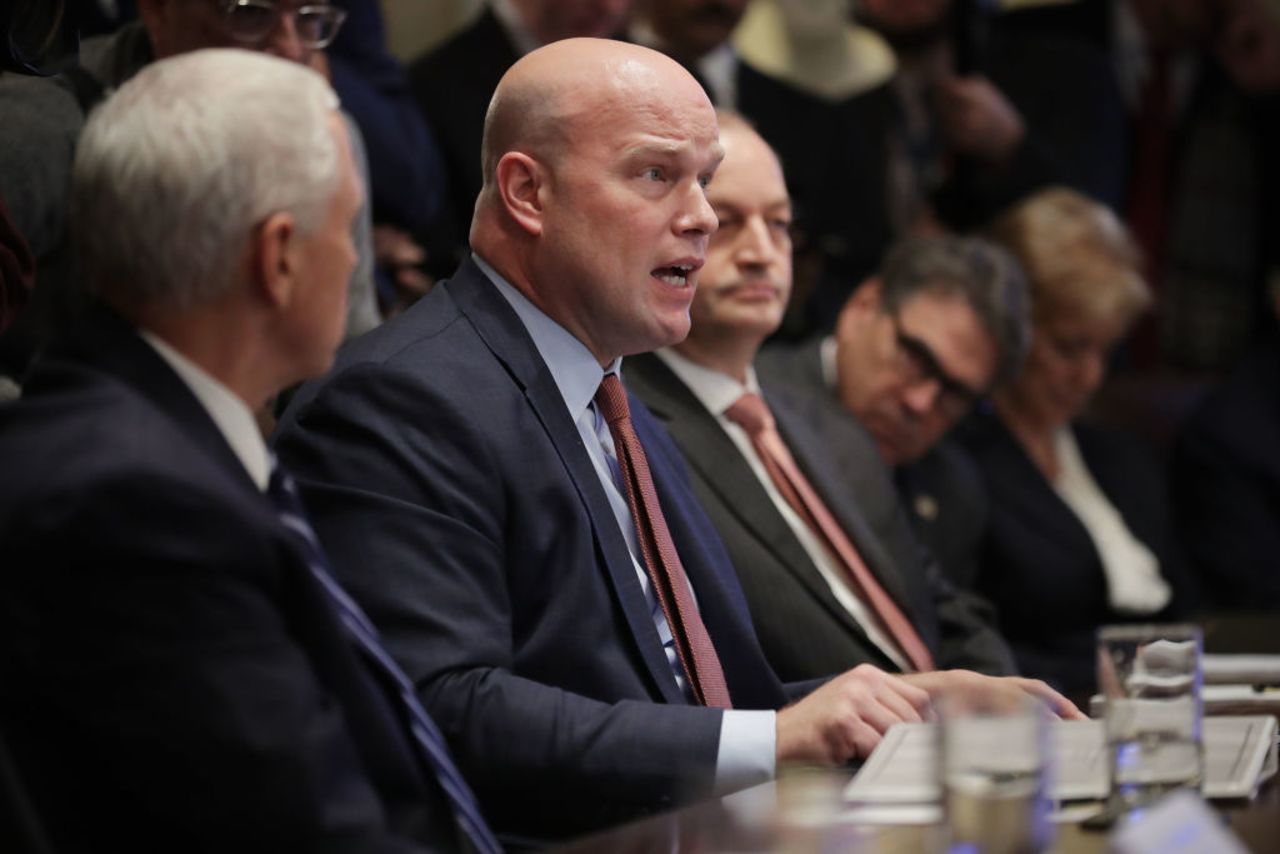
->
xmin=0 ymin=308 xmax=458 ymax=852
xmin=276 ymin=259 xmax=793 ymax=843
xmin=959 ymin=411 xmax=1192 ymax=695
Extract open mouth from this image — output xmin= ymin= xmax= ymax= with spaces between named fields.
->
xmin=652 ymin=264 xmax=696 ymax=287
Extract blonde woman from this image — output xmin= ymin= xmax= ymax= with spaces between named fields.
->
xmin=959 ymin=187 xmax=1192 ymax=694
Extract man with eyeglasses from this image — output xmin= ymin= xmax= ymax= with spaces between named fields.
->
xmin=759 ymin=236 xmax=1031 ymax=590
xmin=0 ymin=0 xmax=379 ymax=388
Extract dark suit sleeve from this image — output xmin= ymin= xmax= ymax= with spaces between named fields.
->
xmin=1 ymin=471 xmax=427 ymax=853
xmin=919 ymin=541 xmax=1017 ymax=676
xmin=276 ymin=363 xmax=723 ymax=834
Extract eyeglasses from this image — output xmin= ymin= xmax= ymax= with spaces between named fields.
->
xmin=889 ymin=312 xmax=984 ymax=413
xmin=219 ymin=0 xmax=347 ymax=49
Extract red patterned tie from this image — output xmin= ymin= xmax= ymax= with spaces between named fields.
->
xmin=594 ymin=374 xmax=733 ymax=708
xmin=725 ymin=392 xmax=935 ymax=672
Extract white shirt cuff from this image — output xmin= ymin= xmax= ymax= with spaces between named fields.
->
xmin=713 ymin=709 xmax=777 ymax=795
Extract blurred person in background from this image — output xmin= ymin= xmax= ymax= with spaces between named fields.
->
xmin=759 ymin=235 xmax=1029 ymax=589
xmin=408 ymin=0 xmax=632 ymax=279
xmin=959 ymin=187 xmax=1195 ymax=695
xmin=0 ymin=0 xmax=381 ymax=393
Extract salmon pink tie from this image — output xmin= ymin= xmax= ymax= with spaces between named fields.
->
xmin=725 ymin=392 xmax=935 ymax=672
xmin=594 ymin=374 xmax=733 ymax=708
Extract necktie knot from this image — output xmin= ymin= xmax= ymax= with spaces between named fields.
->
xmin=594 ymin=372 xmax=631 ymax=426
xmin=724 ymin=392 xmax=775 ymax=437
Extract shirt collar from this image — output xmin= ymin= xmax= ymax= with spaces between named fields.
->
xmin=139 ymin=329 xmax=271 ymax=491
xmin=655 ymin=346 xmax=759 ymax=417
xmin=698 ymin=42 xmax=739 ymax=108
xmin=819 ymin=334 xmax=839 ymax=392
xmin=474 ymin=253 xmax=614 ymax=422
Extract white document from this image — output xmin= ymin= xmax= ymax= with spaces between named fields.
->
xmin=843 ymin=715 xmax=1277 ymax=804
xmin=1203 ymin=654 xmax=1280 ymax=685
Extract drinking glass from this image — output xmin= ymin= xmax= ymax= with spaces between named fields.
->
xmin=939 ymin=689 xmax=1054 ymax=854
xmin=1097 ymin=624 xmax=1204 ymax=813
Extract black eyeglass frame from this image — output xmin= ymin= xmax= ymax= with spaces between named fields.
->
xmin=888 ymin=311 xmax=985 ymax=411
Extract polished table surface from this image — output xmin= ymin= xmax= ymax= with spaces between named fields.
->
xmin=558 ymin=613 xmax=1280 ymax=852
xmin=558 ymin=774 xmax=1280 ymax=852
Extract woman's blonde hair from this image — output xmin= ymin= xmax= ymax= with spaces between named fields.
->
xmin=985 ymin=187 xmax=1151 ymax=329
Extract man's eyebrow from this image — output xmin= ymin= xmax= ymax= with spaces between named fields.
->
xmin=622 ymin=141 xmax=686 ymax=159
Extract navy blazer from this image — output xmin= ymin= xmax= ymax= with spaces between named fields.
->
xmin=275 ymin=259 xmax=792 ymax=843
xmin=959 ymin=411 xmax=1192 ymax=695
xmin=625 ymin=352 xmax=1014 ymax=682
xmin=0 ymin=308 xmax=457 ymax=852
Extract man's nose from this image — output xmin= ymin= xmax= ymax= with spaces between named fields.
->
xmin=263 ymin=10 xmax=308 ymax=64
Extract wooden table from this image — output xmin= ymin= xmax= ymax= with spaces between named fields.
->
xmin=559 ymin=613 xmax=1280 ymax=852
xmin=558 ymin=774 xmax=1279 ymax=852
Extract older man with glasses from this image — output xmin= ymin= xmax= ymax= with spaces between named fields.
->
xmin=759 ymin=236 xmax=1031 ymax=590
xmin=0 ymin=0 xmax=380 ymax=389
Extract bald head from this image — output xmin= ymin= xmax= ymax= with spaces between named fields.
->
xmin=470 ymin=37 xmax=722 ymax=366
xmin=477 ymin=38 xmax=711 ymax=211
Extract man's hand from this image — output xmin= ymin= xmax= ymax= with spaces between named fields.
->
xmin=776 ymin=664 xmax=932 ymax=764
xmin=901 ymin=670 xmax=1086 ymax=720
xmin=935 ymin=74 xmax=1026 ymax=163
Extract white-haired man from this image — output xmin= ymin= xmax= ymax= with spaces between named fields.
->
xmin=0 ymin=0 xmax=380 ymax=386
xmin=0 ymin=49 xmax=496 ymax=853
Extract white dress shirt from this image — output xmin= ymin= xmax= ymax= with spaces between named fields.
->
xmin=140 ymin=330 xmax=270 ymax=491
xmin=1051 ymin=428 xmax=1171 ymax=614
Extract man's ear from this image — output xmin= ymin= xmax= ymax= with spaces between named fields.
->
xmin=836 ymin=276 xmax=882 ymax=339
xmin=495 ymin=152 xmax=547 ymax=236
xmin=251 ymin=211 xmax=297 ymax=310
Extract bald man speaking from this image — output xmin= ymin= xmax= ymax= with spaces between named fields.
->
xmin=276 ymin=39 xmax=930 ymax=843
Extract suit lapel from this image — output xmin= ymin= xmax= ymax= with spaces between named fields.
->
xmin=769 ymin=393 xmax=921 ymax=620
xmin=626 ymin=353 xmax=885 ymax=647
xmin=446 ymin=263 xmax=684 ymax=704
xmin=52 ymin=305 xmax=261 ymax=497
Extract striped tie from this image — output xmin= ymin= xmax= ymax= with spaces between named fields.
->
xmin=267 ymin=464 xmax=502 ymax=854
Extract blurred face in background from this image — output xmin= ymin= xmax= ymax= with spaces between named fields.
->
xmin=138 ymin=0 xmax=344 ymax=64
xmin=1001 ymin=310 xmax=1126 ymax=433
xmin=855 ymin=0 xmax=951 ymax=48
xmin=641 ymin=0 xmax=750 ymax=60
xmin=681 ymin=121 xmax=792 ymax=355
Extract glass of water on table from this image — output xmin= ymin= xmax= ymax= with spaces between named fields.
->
xmin=938 ymin=687 xmax=1054 ymax=854
xmin=1097 ymin=623 xmax=1204 ymax=814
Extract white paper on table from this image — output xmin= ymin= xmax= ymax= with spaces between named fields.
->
xmin=1203 ymin=653 xmax=1280 ymax=685
xmin=842 ymin=716 xmax=1277 ymax=805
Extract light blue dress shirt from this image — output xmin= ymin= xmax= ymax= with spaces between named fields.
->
xmin=475 ymin=255 xmax=775 ymax=792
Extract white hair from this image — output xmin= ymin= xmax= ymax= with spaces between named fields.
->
xmin=71 ymin=48 xmax=341 ymax=309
